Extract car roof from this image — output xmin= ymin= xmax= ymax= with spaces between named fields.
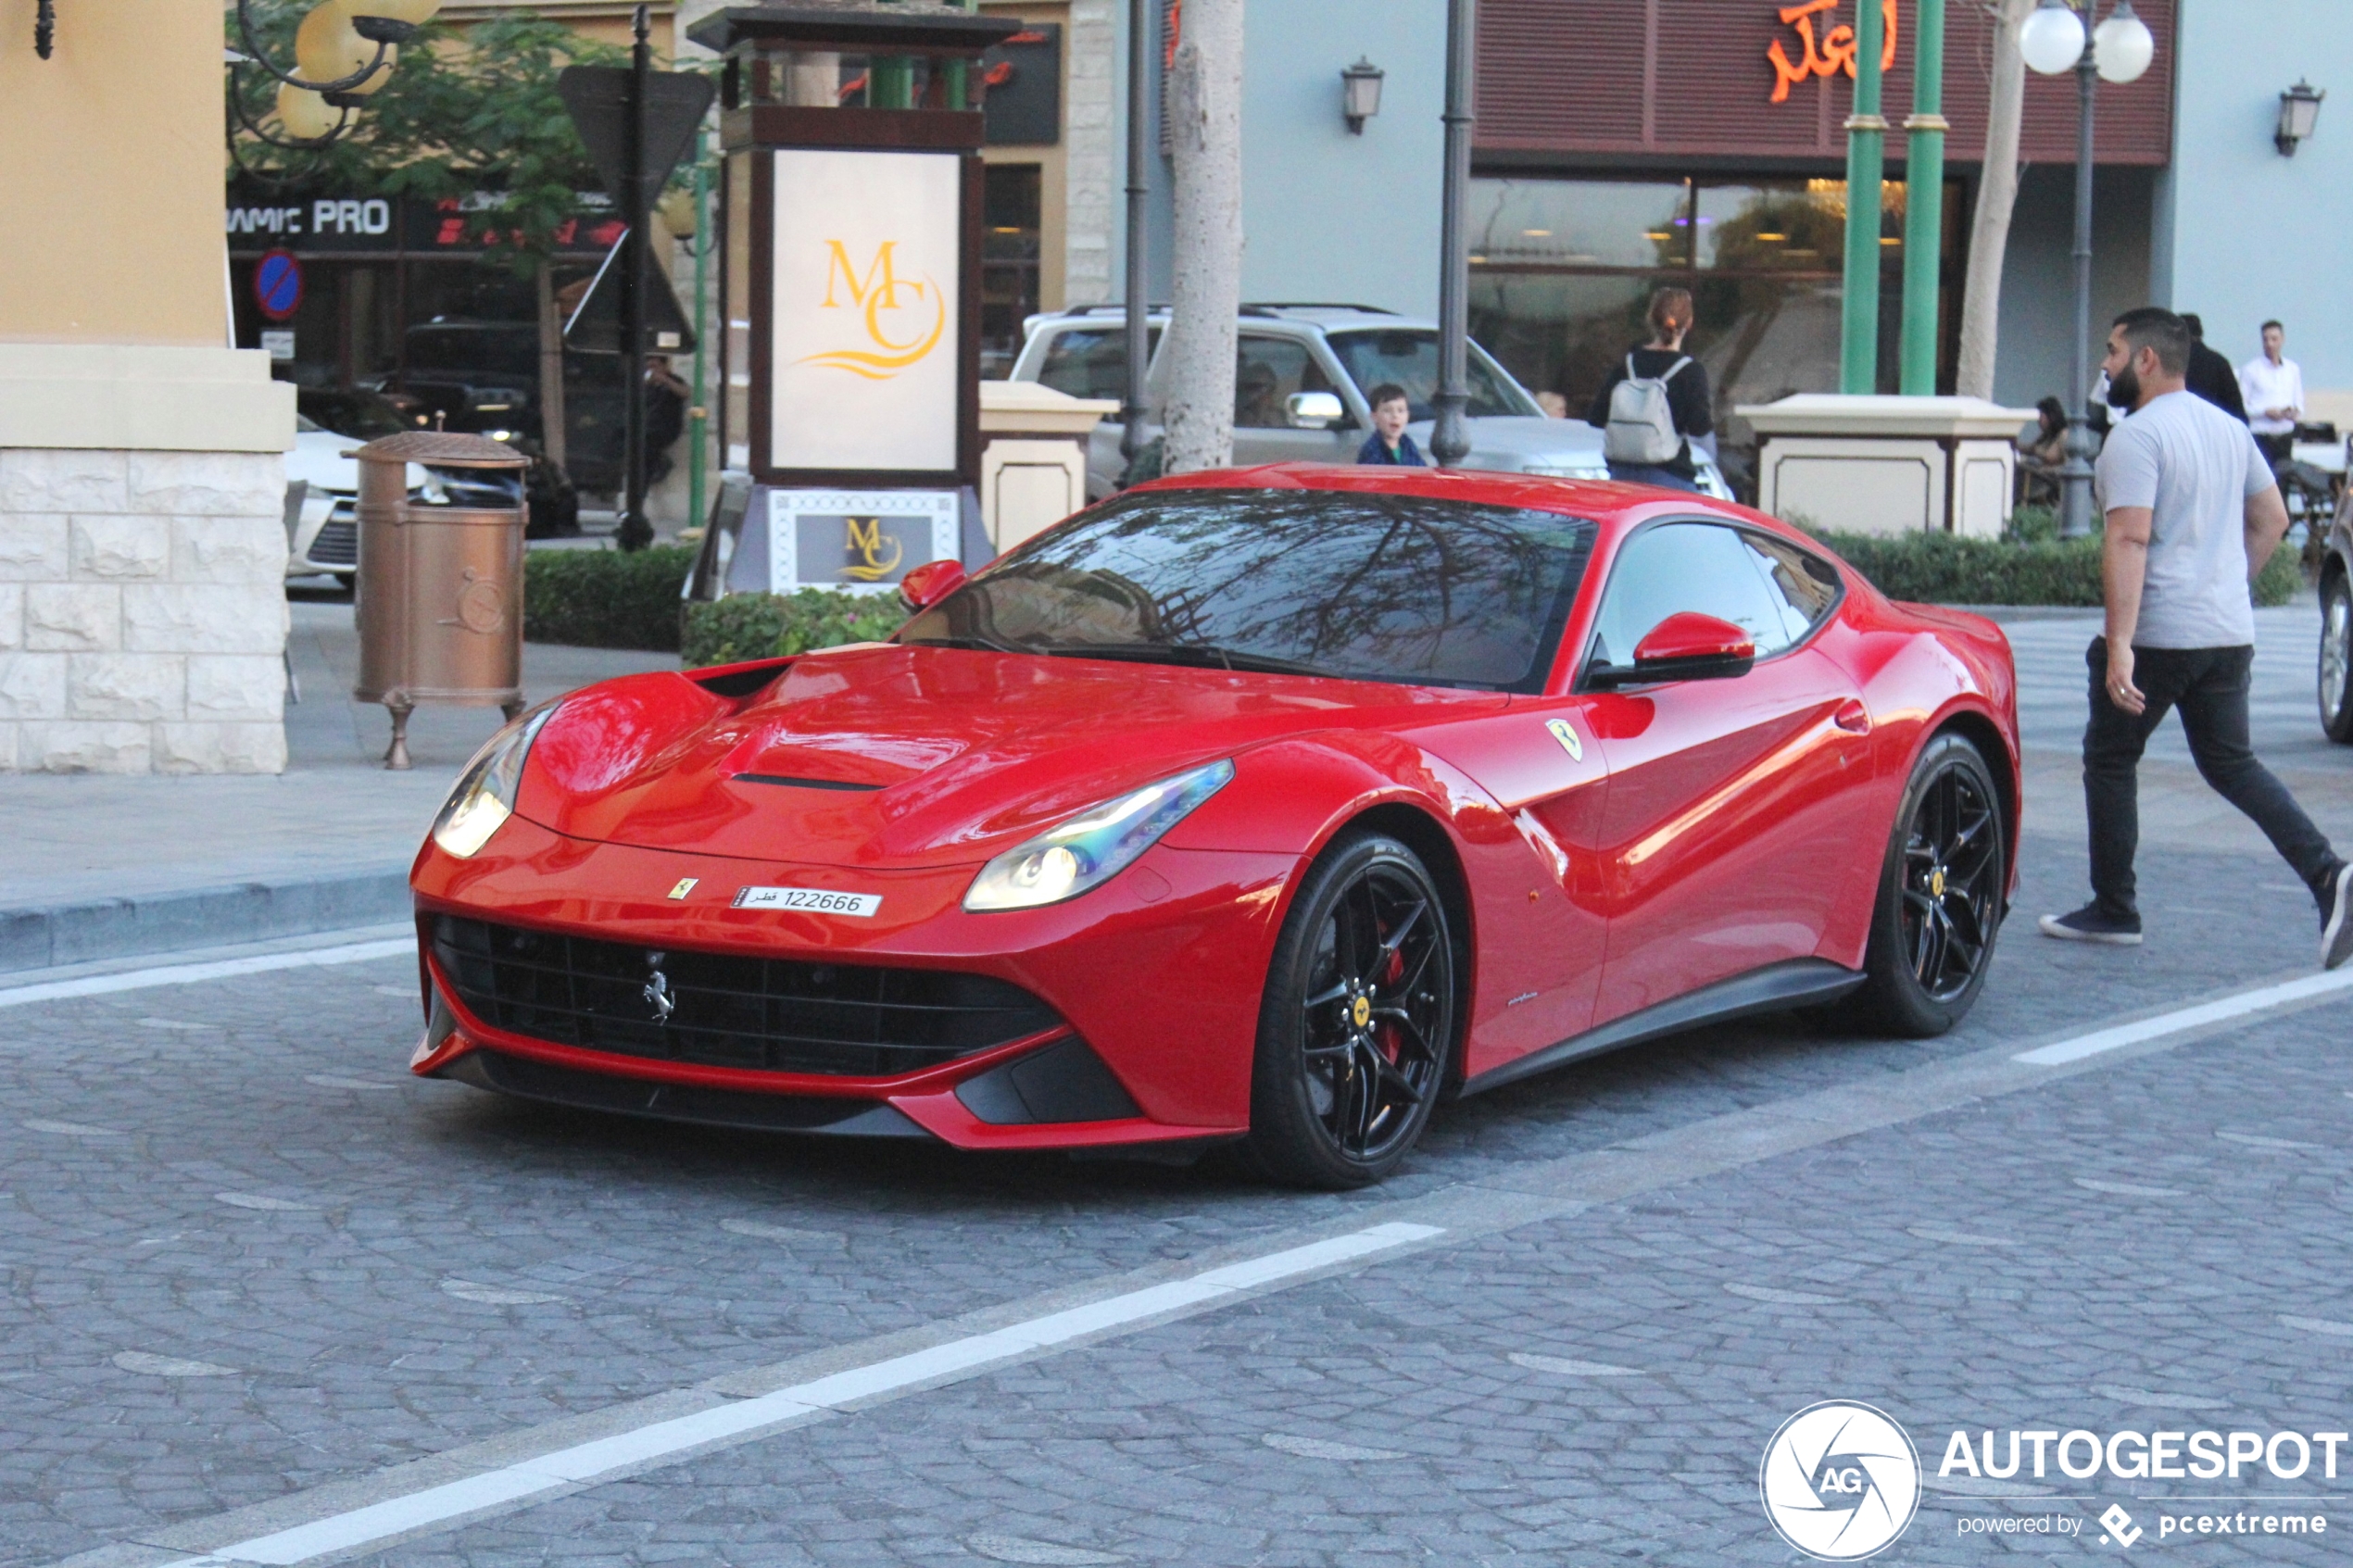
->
xmin=1027 ymin=305 xmax=1436 ymax=333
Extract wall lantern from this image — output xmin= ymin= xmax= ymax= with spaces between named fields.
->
xmin=2279 ymin=80 xmax=2325 ymax=156
xmin=1340 ymin=57 xmax=1384 ymax=134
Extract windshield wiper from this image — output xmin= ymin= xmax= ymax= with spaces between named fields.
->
xmin=897 ymin=633 xmax=1032 ymax=654
xmin=1036 ymin=642 xmax=1327 ymax=677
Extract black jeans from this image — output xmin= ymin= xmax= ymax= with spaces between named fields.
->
xmin=2083 ymin=637 xmax=2341 ymax=918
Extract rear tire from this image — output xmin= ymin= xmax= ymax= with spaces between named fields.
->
xmin=2321 ymin=571 xmax=2353 ymax=743
xmin=1848 ymin=734 xmax=2006 ymax=1037
xmin=1245 ymin=834 xmax=1456 ymax=1189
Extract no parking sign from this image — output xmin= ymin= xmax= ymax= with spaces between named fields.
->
xmin=254 ymin=248 xmax=303 ymax=321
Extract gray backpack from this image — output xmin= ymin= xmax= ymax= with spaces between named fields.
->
xmin=1603 ymin=354 xmax=1691 ymax=465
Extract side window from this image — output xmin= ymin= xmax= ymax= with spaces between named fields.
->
xmin=1738 ymin=532 xmax=1843 ymax=651
xmin=1038 ymin=326 xmax=1161 ymax=402
xmin=1588 ymin=521 xmax=1786 ymax=669
xmin=1234 ymin=335 xmax=1335 ymax=429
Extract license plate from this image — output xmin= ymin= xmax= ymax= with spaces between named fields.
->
xmin=731 ymin=885 xmax=883 ymax=918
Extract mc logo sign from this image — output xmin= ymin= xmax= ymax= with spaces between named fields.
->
xmin=802 ymin=240 xmax=947 ymax=382
xmin=769 ymin=148 xmax=962 ymax=473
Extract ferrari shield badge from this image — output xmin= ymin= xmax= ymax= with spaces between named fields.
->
xmin=666 ymin=877 xmax=698 ymax=900
xmin=1545 ymin=718 xmax=1583 ymax=762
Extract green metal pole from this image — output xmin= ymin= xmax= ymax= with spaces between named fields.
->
xmin=1838 ymin=0 xmax=1887 ymax=395
xmin=1898 ymin=0 xmax=1946 ymax=395
xmin=688 ymin=128 xmax=710 ymax=529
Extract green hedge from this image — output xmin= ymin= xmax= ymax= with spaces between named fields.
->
xmin=522 ymin=545 xmax=696 ymax=651
xmin=1813 ymin=530 xmax=2303 ymax=610
xmin=681 ymin=587 xmax=907 ymax=667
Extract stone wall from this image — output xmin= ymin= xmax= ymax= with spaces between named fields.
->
xmin=0 ymin=447 xmax=288 ymax=773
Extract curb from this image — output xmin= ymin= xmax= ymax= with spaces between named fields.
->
xmin=0 ymin=866 xmax=413 ymax=975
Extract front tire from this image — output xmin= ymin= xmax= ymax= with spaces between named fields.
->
xmin=1849 ymin=734 xmax=2006 ymax=1036
xmin=1245 ymin=834 xmax=1456 ymax=1189
xmin=2321 ymin=571 xmax=2353 ymax=743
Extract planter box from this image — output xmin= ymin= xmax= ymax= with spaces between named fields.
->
xmin=1738 ymin=395 xmax=2038 ymax=539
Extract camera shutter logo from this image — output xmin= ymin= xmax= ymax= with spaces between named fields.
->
xmin=1759 ymin=1400 xmax=1920 ymax=1560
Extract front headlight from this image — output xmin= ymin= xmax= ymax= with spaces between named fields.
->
xmin=963 ymin=759 xmax=1235 ymax=912
xmin=430 ymin=704 xmax=557 ymax=859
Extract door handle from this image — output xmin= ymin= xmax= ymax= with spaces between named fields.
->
xmin=1833 ymin=698 xmax=1872 ymax=734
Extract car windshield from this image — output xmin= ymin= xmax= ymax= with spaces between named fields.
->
xmin=297 ymin=390 xmax=413 ymax=439
xmin=1326 ymin=329 xmax=1541 ymax=420
xmin=897 ymin=488 xmax=1595 ymax=692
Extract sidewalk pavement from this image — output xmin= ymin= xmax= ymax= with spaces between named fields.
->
xmin=0 ymin=590 xmax=672 ymax=972
xmin=6 ymin=594 xmax=2350 ymax=976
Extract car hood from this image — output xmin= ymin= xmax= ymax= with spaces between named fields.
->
xmin=515 ymin=642 xmax=1502 ymax=869
xmin=1405 ymin=414 xmax=1606 ymax=473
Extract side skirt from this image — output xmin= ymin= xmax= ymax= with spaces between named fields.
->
xmin=1458 ymin=958 xmax=1866 ymax=1098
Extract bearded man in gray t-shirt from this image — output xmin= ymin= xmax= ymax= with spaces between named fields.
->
xmin=2040 ymin=307 xmax=2353 ymax=967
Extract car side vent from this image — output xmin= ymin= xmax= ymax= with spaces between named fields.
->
xmin=732 ymin=773 xmax=884 ymax=792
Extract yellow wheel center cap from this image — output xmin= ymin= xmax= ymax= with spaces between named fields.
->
xmin=1930 ymin=869 xmax=1947 ymax=897
xmin=1351 ymin=996 xmax=1372 ymax=1028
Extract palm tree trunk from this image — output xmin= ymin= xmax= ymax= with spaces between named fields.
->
xmin=1159 ymin=0 xmax=1243 ymax=475
xmin=1955 ymin=0 xmax=2033 ymax=400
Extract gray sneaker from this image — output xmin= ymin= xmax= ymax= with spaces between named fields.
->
xmin=2322 ymin=869 xmax=2353 ymax=971
xmin=2038 ymin=904 xmax=2144 ymax=946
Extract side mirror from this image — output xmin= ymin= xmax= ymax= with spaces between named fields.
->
xmin=1287 ymin=390 xmax=1346 ymax=430
xmin=898 ymin=558 xmax=965 ymax=612
xmin=1593 ymin=611 xmax=1756 ymax=687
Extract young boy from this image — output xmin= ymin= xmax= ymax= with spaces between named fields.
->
xmin=1355 ymin=383 xmax=1427 ymax=466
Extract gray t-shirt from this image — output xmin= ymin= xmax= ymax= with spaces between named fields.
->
xmin=2094 ymin=388 xmax=2276 ymax=648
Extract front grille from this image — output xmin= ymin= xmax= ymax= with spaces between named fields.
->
xmin=430 ymin=914 xmax=1063 ymax=1078
xmin=308 ymin=515 xmax=358 ymax=566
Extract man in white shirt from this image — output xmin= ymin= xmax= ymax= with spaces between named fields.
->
xmin=2237 ymin=319 xmax=2304 ymax=469
xmin=2042 ymin=307 xmax=2353 ymax=968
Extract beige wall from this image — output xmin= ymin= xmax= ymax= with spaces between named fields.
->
xmin=0 ymin=0 xmax=226 ymax=345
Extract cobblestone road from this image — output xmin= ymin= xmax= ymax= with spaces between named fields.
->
xmin=9 ymin=607 xmax=2353 ymax=1566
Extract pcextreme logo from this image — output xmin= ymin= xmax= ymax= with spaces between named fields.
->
xmin=1760 ymin=1401 xmax=1922 ymax=1560
xmin=800 ymin=239 xmax=946 ymax=381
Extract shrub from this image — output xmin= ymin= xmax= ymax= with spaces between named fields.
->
xmin=522 ymin=545 xmax=696 ymax=651
xmin=682 ymin=587 xmax=908 ymax=667
xmin=1811 ymin=529 xmax=2305 ymax=609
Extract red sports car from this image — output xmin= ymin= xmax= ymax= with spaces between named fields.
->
xmin=409 ymin=467 xmax=2019 ymax=1187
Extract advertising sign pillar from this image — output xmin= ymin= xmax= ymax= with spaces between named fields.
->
xmin=688 ymin=2 xmax=1019 ymax=601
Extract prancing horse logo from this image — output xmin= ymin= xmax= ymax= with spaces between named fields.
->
xmin=643 ymin=954 xmax=675 ymax=1024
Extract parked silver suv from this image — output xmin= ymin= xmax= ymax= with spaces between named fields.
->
xmin=1005 ymin=303 xmax=1730 ymax=501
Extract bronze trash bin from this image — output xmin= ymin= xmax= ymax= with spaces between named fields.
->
xmin=349 ymin=431 xmax=532 ymax=770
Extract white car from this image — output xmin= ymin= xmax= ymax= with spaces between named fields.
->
xmin=283 ymin=410 xmax=523 ymax=583
xmin=1005 ymin=304 xmax=1731 ymax=501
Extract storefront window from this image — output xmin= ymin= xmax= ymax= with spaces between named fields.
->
xmin=1468 ymin=174 xmax=1958 ymax=498
xmin=982 ymin=163 xmax=1042 ymax=378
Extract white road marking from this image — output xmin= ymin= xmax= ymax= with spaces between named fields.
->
xmin=2092 ymin=1386 xmax=2231 ymax=1411
xmin=720 ymin=1218 xmax=842 ymax=1244
xmin=965 ymin=1537 xmax=1126 ymax=1566
xmin=216 ymin=1193 xmax=315 ymax=1212
xmin=23 ymin=1118 xmax=121 ymax=1137
xmin=2014 ymin=969 xmax=2353 ymax=1064
xmin=2282 ymin=1314 xmax=2353 ymax=1337
xmin=1263 ymin=1433 xmax=1407 ymax=1461
xmin=156 ymin=1222 xmax=1441 ymax=1566
xmin=1906 ymin=1225 xmax=2016 ymax=1247
xmin=2214 ymin=1130 xmax=2326 ymax=1151
xmin=304 ymin=1074 xmax=402 ymax=1092
xmin=114 ymin=1351 xmax=238 ymax=1378
xmin=2073 ymin=1178 xmax=2184 ymax=1198
xmin=138 ymin=1018 xmax=220 ymax=1032
xmin=0 ymin=937 xmax=412 ymax=1010
xmin=1509 ymin=1352 xmax=1642 ymax=1376
xmin=1725 ymin=1283 xmax=1843 ymax=1306
xmin=441 ymin=1280 xmax=567 ymax=1307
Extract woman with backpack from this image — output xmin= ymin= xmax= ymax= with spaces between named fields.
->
xmin=1587 ymin=286 xmax=1712 ymax=492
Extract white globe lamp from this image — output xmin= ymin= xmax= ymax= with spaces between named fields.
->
xmin=2093 ymin=2 xmax=2155 ymax=84
xmin=2020 ymin=0 xmax=2087 ymax=76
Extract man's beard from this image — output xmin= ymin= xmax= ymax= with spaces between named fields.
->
xmin=2106 ymin=363 xmax=2141 ymax=409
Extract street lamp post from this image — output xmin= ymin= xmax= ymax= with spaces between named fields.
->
xmin=2021 ymin=0 xmax=2155 ymax=537
xmin=1122 ymin=0 xmax=1150 ymax=472
xmin=1429 ymin=0 xmax=1475 ymax=470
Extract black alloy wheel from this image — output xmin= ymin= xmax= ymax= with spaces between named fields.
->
xmin=2321 ymin=571 xmax=2353 ymax=743
xmin=1850 ymin=734 xmax=2006 ymax=1036
xmin=1247 ymin=834 xmax=1456 ymax=1189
